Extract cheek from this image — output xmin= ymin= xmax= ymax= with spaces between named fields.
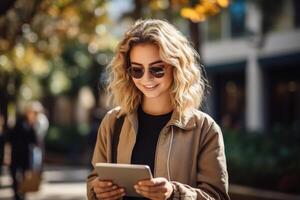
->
xmin=165 ymin=72 xmax=174 ymax=87
xmin=132 ymin=78 xmax=142 ymax=90
xmin=132 ymin=78 xmax=139 ymax=86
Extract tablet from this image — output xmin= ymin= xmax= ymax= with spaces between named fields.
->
xmin=95 ymin=163 xmax=153 ymax=197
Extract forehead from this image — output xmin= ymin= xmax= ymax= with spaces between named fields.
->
xmin=129 ymin=43 xmax=161 ymax=64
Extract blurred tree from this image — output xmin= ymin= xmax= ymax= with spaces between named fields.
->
xmin=122 ymin=0 xmax=230 ymax=54
xmin=0 ymin=0 xmax=115 ymax=128
xmin=0 ymin=0 xmax=17 ymax=15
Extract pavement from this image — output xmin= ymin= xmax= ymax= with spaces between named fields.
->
xmin=0 ymin=165 xmax=90 ymax=200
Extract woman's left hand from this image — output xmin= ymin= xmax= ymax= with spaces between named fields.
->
xmin=134 ymin=177 xmax=173 ymax=200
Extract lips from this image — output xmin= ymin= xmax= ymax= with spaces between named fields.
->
xmin=143 ymin=84 xmax=159 ymax=90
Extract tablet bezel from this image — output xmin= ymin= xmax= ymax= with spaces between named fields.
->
xmin=95 ymin=163 xmax=153 ymax=197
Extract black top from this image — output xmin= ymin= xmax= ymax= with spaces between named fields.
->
xmin=131 ymin=106 xmax=173 ymax=174
xmin=126 ymin=106 xmax=172 ymax=199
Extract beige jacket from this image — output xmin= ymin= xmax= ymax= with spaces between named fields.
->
xmin=87 ymin=107 xmax=230 ymax=200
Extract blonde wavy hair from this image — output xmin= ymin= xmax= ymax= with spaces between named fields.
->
xmin=107 ymin=19 xmax=208 ymax=115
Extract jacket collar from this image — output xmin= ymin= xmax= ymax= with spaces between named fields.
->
xmin=166 ymin=108 xmax=196 ymax=131
xmin=122 ymin=107 xmax=197 ymax=132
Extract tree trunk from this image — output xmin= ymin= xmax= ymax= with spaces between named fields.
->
xmin=133 ymin=0 xmax=143 ymax=20
xmin=188 ymin=20 xmax=203 ymax=58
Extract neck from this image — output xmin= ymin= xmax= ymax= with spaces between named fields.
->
xmin=142 ymin=95 xmax=173 ymax=115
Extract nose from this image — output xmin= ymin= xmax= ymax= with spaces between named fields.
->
xmin=143 ymin=67 xmax=154 ymax=80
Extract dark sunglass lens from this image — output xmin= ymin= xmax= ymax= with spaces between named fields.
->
xmin=128 ymin=67 xmax=144 ymax=79
xmin=150 ymin=67 xmax=164 ymax=78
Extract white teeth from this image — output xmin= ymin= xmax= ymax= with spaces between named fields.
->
xmin=144 ymin=85 xmax=157 ymax=89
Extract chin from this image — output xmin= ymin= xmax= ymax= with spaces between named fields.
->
xmin=142 ymin=91 xmax=161 ymax=99
xmin=144 ymin=94 xmax=159 ymax=99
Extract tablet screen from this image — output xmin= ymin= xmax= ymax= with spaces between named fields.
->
xmin=95 ymin=163 xmax=153 ymax=197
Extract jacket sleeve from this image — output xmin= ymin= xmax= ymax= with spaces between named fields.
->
xmin=171 ymin=122 xmax=230 ymax=200
xmin=86 ymin=112 xmax=114 ymax=200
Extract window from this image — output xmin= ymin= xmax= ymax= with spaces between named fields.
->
xmin=205 ymin=14 xmax=222 ymax=41
xmin=293 ymin=0 xmax=300 ymax=28
xmin=230 ymin=0 xmax=246 ymax=38
xmin=269 ymin=66 xmax=300 ymax=127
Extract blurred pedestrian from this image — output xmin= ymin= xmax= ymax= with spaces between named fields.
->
xmin=87 ymin=19 xmax=229 ymax=200
xmin=33 ymin=102 xmax=48 ymax=147
xmin=33 ymin=102 xmax=48 ymax=171
xmin=7 ymin=102 xmax=38 ymax=200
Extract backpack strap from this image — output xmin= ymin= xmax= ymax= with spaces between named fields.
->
xmin=111 ymin=115 xmax=125 ymax=163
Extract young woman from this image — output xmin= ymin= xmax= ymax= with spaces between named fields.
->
xmin=87 ymin=19 xmax=230 ymax=200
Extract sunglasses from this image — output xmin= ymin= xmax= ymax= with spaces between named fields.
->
xmin=127 ymin=66 xmax=165 ymax=79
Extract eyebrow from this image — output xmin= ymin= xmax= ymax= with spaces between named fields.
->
xmin=131 ymin=60 xmax=164 ymax=66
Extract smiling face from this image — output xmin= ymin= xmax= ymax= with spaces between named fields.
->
xmin=129 ymin=43 xmax=173 ymax=104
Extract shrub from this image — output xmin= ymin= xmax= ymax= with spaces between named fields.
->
xmin=45 ymin=123 xmax=89 ymax=164
xmin=223 ymin=126 xmax=300 ymax=194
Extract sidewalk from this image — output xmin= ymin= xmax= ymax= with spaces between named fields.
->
xmin=0 ymin=165 xmax=90 ymax=200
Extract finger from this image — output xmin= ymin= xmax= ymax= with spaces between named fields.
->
xmin=135 ymin=188 xmax=165 ymax=199
xmin=138 ymin=178 xmax=165 ymax=186
xmin=135 ymin=185 xmax=166 ymax=199
xmin=135 ymin=184 xmax=167 ymax=193
xmin=94 ymin=185 xmax=118 ymax=194
xmin=96 ymin=188 xmax=125 ymax=200
xmin=101 ymin=190 xmax=126 ymax=200
xmin=92 ymin=179 xmax=113 ymax=189
xmin=100 ymin=192 xmax=125 ymax=200
xmin=92 ymin=180 xmax=112 ymax=194
xmin=97 ymin=180 xmax=113 ymax=187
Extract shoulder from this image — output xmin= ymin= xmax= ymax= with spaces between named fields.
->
xmin=191 ymin=108 xmax=212 ymax=119
xmin=188 ymin=109 xmax=225 ymax=149
xmin=190 ymin=108 xmax=221 ymax=133
xmin=192 ymin=109 xmax=216 ymax=124
xmin=100 ymin=107 xmax=122 ymax=127
xmin=106 ymin=107 xmax=122 ymax=117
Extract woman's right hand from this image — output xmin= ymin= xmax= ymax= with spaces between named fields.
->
xmin=91 ymin=178 xmax=126 ymax=200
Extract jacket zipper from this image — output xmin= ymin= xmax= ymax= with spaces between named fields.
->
xmin=153 ymin=126 xmax=168 ymax=178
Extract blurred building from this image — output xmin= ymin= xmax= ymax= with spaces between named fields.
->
xmin=203 ymin=0 xmax=300 ymax=132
